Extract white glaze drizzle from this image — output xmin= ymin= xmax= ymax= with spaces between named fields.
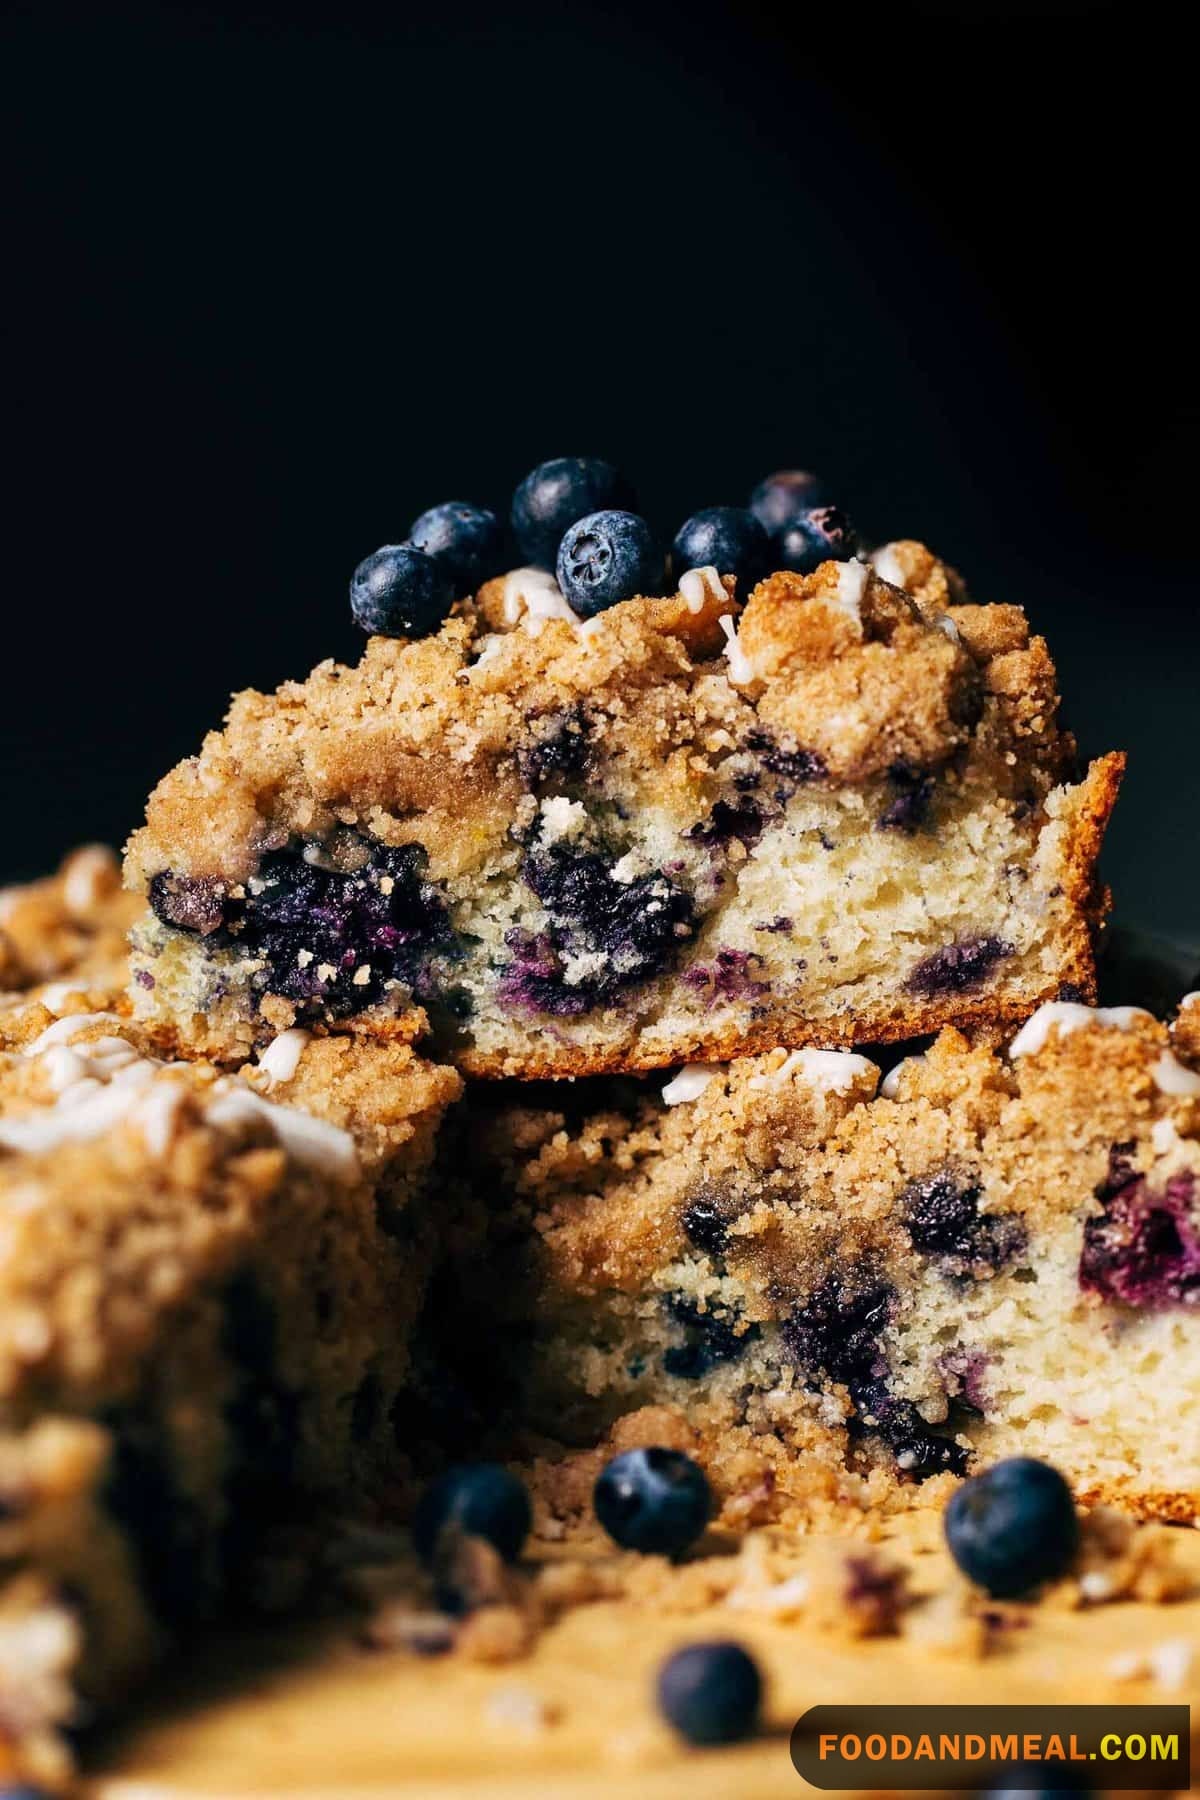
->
xmin=256 ymin=1027 xmax=310 ymax=1089
xmin=869 ymin=543 xmax=907 ymax=588
xmin=1151 ymin=1052 xmax=1200 ymax=1098
xmin=880 ymin=1055 xmax=923 ymax=1100
xmin=471 ymin=633 xmax=505 ymax=669
xmin=867 ymin=543 xmax=959 ymax=639
xmin=718 ymin=614 xmax=756 ymax=685
xmin=678 ymin=566 xmax=726 ymax=614
xmin=62 ymin=846 xmax=115 ymax=915
xmin=661 ymin=1065 xmax=718 ymax=1106
xmin=831 ymin=557 xmax=869 ymax=622
xmin=748 ymin=1047 xmax=879 ymax=1096
xmin=136 ymin=1083 xmax=188 ymax=1158
xmin=24 ymin=1011 xmax=123 ymax=1054
xmin=34 ymin=983 xmax=84 ymax=1017
xmin=1008 ymin=1002 xmax=1155 ymax=1059
xmin=0 ymin=1013 xmax=356 ymax=1178
xmin=500 ymin=567 xmax=585 ymax=638
xmin=1151 ymin=1116 xmax=1181 ymax=1156
xmin=204 ymin=1087 xmax=358 ymax=1181
xmin=501 ymin=566 xmax=552 ymax=625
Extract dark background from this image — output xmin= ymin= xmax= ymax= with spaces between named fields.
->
xmin=3 ymin=0 xmax=1196 ymax=945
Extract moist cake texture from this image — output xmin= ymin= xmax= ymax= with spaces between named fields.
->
xmin=124 ymin=543 xmax=1123 ymax=1075
xmin=426 ymin=998 xmax=1200 ymax=1526
xmin=0 ymin=985 xmax=459 ymax=1778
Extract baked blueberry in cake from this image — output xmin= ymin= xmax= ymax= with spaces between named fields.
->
xmin=122 ymin=460 xmax=1124 ymax=1076
xmin=0 ymin=986 xmax=459 ymax=1771
xmin=431 ymin=998 xmax=1200 ymax=1524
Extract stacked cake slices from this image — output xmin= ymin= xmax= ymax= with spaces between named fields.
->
xmin=4 ymin=483 xmax=1197 ymax=1785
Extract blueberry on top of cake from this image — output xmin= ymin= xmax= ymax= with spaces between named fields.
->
xmin=124 ymin=460 xmax=1123 ymax=1080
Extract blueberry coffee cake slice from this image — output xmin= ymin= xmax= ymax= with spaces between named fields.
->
xmin=428 ymin=998 xmax=1200 ymax=1525
xmin=124 ymin=482 xmax=1123 ymax=1076
xmin=0 ymin=988 xmax=459 ymax=1777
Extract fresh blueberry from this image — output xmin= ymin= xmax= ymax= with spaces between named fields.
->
xmin=511 ymin=456 xmax=636 ymax=568
xmin=773 ymin=504 xmax=860 ymax=574
xmin=656 ymin=1641 xmax=762 ymax=1745
xmin=409 ymin=501 xmax=503 ymax=593
xmin=748 ymin=468 xmax=829 ymax=534
xmin=556 ymin=510 xmax=663 ymax=615
xmin=672 ymin=506 xmax=769 ymax=590
xmin=944 ymin=1456 xmax=1079 ymax=1597
xmin=350 ymin=544 xmax=455 ymax=638
xmin=593 ymin=1446 xmax=711 ymax=1556
xmin=411 ymin=1463 xmax=532 ymax=1564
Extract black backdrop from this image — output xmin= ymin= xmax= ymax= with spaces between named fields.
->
xmin=4 ymin=0 xmax=1196 ymax=945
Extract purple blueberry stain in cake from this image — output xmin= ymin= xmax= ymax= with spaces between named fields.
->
xmin=503 ymin=843 xmax=697 ymax=1016
xmin=151 ymin=840 xmax=456 ymax=1023
xmin=497 ymin=929 xmax=592 ymax=1017
xmin=744 ymin=729 xmax=827 ymax=788
xmin=755 ymin=916 xmax=793 ymax=934
xmin=683 ymin=948 xmax=768 ymax=1007
xmin=938 ymin=1347 xmax=991 ymax=1414
xmin=782 ymin=1273 xmax=894 ymax=1386
xmin=680 ymin=1184 xmax=736 ymax=1254
xmin=849 ymin=1374 xmax=970 ymax=1477
xmin=149 ymin=871 xmax=234 ymax=936
xmin=134 ymin=967 xmax=156 ymax=989
xmin=782 ymin=1272 xmax=968 ymax=1477
xmin=516 ymin=706 xmax=592 ymax=788
xmin=905 ymin=935 xmax=1013 ymax=999
xmin=661 ymin=1296 xmax=760 ymax=1379
xmin=1080 ymin=1147 xmax=1200 ymax=1309
xmin=686 ymin=797 xmax=765 ymax=851
xmin=900 ymin=1168 xmax=1026 ymax=1276
xmin=878 ymin=761 xmax=936 ymax=835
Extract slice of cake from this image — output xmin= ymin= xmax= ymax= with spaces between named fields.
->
xmin=0 ymin=846 xmax=141 ymax=998
xmin=124 ymin=544 xmax=1122 ymax=1076
xmin=425 ymin=998 xmax=1200 ymax=1526
xmin=0 ymin=989 xmax=459 ymax=1780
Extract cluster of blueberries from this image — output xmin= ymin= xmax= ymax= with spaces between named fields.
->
xmin=406 ymin=1449 xmax=1080 ymax=1750
xmin=349 ymin=456 xmax=859 ymax=640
